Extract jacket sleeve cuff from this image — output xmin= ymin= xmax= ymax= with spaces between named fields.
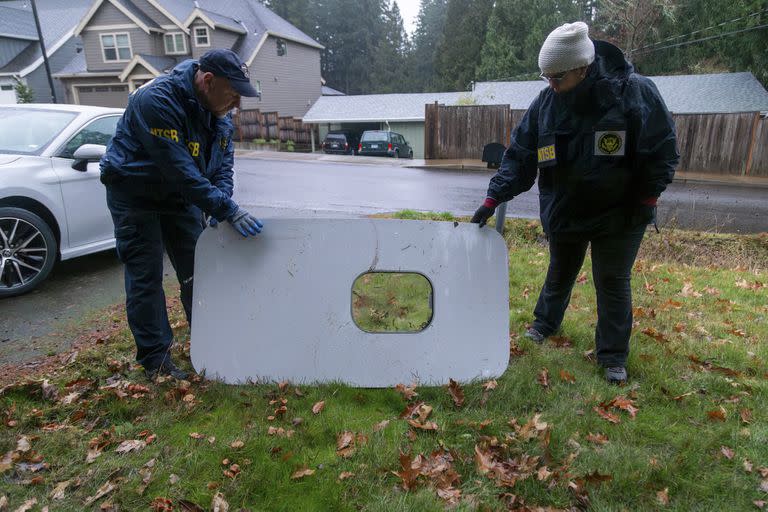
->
xmin=483 ymin=197 xmax=499 ymax=208
xmin=640 ymin=197 xmax=658 ymax=206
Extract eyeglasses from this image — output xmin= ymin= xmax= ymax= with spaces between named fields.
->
xmin=539 ymin=70 xmax=569 ymax=83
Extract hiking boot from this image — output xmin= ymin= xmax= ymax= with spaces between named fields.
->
xmin=524 ymin=327 xmax=546 ymax=344
xmin=604 ymin=366 xmax=627 ymax=384
xmin=145 ymin=358 xmax=189 ymax=381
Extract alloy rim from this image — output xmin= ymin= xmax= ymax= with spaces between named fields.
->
xmin=0 ymin=217 xmax=48 ymax=290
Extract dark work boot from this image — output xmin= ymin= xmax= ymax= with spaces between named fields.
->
xmin=145 ymin=357 xmax=189 ymax=381
xmin=524 ymin=327 xmax=546 ymax=344
xmin=604 ymin=366 xmax=627 ymax=385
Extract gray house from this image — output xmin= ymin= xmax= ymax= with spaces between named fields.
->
xmin=304 ymin=73 xmax=768 ymax=159
xmin=0 ymin=0 xmax=92 ymax=104
xmin=55 ymin=0 xmax=323 ymax=117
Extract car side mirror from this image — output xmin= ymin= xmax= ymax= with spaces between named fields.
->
xmin=71 ymin=144 xmax=107 ymax=172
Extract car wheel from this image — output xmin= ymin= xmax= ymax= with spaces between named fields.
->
xmin=409 ymin=151 xmax=414 ymax=159
xmin=0 ymin=207 xmax=57 ymax=298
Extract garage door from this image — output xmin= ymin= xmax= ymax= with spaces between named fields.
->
xmin=76 ymin=85 xmax=128 ymax=108
xmin=0 ymin=82 xmax=17 ymax=104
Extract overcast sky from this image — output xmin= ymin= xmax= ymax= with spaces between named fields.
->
xmin=394 ymin=0 xmax=419 ymax=35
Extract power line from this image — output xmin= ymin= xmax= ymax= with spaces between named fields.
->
xmin=630 ymin=7 xmax=768 ymax=52
xmin=633 ymin=22 xmax=768 ymax=55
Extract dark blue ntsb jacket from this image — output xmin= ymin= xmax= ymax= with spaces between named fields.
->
xmin=100 ymin=59 xmax=238 ymax=221
xmin=488 ymin=41 xmax=679 ymax=237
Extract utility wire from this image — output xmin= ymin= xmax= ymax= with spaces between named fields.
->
xmin=630 ymin=7 xmax=768 ymax=52
xmin=633 ymin=22 xmax=768 ymax=54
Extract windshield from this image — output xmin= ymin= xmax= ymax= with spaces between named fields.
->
xmin=325 ymin=134 xmax=347 ymax=141
xmin=361 ymin=131 xmax=388 ymax=142
xmin=0 ymin=109 xmax=78 ymax=155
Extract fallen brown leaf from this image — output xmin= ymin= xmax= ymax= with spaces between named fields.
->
xmin=312 ymin=401 xmax=325 ymax=414
xmin=338 ymin=471 xmax=354 ymax=480
xmin=657 ymin=487 xmax=670 ymax=506
xmin=372 ymin=420 xmax=390 ymax=432
xmin=211 ymin=492 xmax=229 ymax=512
xmin=586 ymin=433 xmax=609 ymax=445
xmin=291 ymin=467 xmax=315 ymax=480
xmin=395 ymin=383 xmax=418 ymax=400
xmin=720 ymin=446 xmax=735 ymax=460
xmin=559 ymin=369 xmax=576 ymax=384
xmin=593 ymin=407 xmax=621 ymax=424
xmin=229 ymin=440 xmax=244 ymax=449
xmin=707 ymin=408 xmax=727 ymax=422
xmin=447 ymin=379 xmax=465 ymax=408
xmin=115 ymin=439 xmax=146 ymax=454
xmin=84 ymin=481 xmax=116 ymax=506
xmin=537 ymin=368 xmax=550 ymax=389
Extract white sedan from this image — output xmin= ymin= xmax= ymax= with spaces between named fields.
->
xmin=0 ymin=103 xmax=123 ymax=297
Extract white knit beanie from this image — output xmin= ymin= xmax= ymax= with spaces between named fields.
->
xmin=538 ymin=22 xmax=595 ymax=75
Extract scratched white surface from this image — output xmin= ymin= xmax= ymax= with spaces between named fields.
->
xmin=190 ymin=219 xmax=509 ymax=386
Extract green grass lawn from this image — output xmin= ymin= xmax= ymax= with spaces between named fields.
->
xmin=1 ymin=213 xmax=766 ymax=511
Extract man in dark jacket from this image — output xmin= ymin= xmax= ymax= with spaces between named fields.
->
xmin=471 ymin=22 xmax=678 ymax=383
xmin=101 ymin=49 xmax=263 ymax=380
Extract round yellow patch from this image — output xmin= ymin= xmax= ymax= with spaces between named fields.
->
xmin=598 ymin=133 xmax=622 ymax=155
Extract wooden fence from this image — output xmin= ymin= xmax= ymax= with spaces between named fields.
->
xmin=425 ymin=104 xmax=768 ymax=177
xmin=233 ymin=109 xmax=317 ymax=145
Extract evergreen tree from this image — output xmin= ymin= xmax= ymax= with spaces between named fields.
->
xmin=476 ymin=0 xmax=583 ymax=82
xmin=434 ymin=0 xmax=494 ymax=91
xmin=369 ymin=2 xmax=412 ymax=93
xmin=409 ymin=0 xmax=449 ymax=91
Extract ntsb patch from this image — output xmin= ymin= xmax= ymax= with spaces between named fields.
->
xmin=537 ymin=144 xmax=556 ymax=164
xmin=595 ymin=131 xmax=625 ymax=156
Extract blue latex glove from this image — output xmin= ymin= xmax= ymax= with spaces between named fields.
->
xmin=209 ymin=217 xmax=218 ymax=227
xmin=228 ymin=208 xmax=263 ymax=237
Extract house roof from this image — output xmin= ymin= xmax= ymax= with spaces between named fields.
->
xmin=112 ymin=0 xmax=162 ymax=31
xmin=186 ymin=8 xmax=246 ymax=34
xmin=305 ymin=72 xmax=768 ymax=123
xmin=0 ymin=0 xmax=92 ymax=76
xmin=303 ymin=92 xmax=467 ymax=123
xmin=645 ymin=72 xmax=768 ymax=114
xmin=322 ymin=85 xmax=345 ymax=96
xmin=0 ymin=5 xmax=38 ymax=41
xmin=474 ymin=73 xmax=768 ymax=114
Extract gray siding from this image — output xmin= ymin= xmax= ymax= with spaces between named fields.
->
xmin=130 ymin=0 xmax=176 ymax=27
xmin=210 ymin=27 xmax=240 ymax=53
xmin=242 ymin=36 xmax=321 ymax=118
xmin=17 ymin=37 xmax=79 ymax=104
xmin=0 ymin=38 xmax=31 ymax=68
xmin=90 ymin=0 xmax=134 ymax=26
xmin=189 ymin=22 xmax=209 ymax=59
xmin=83 ymin=28 xmax=153 ymax=71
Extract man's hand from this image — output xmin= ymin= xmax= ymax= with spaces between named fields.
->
xmin=471 ymin=198 xmax=499 ymax=228
xmin=228 ymin=208 xmax=263 ymax=237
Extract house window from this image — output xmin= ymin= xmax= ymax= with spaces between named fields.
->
xmin=164 ymin=32 xmax=187 ymax=55
xmin=194 ymin=27 xmax=210 ymax=46
xmin=0 ymin=85 xmax=13 ymax=91
xmin=276 ymin=39 xmax=287 ymax=56
xmin=100 ymin=33 xmax=132 ymax=62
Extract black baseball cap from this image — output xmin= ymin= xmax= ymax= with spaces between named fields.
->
xmin=198 ymin=49 xmax=260 ymax=97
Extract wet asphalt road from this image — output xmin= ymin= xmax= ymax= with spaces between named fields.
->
xmin=1 ymin=156 xmax=766 ymax=364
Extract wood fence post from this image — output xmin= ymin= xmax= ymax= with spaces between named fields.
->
xmin=744 ymin=112 xmax=760 ymax=176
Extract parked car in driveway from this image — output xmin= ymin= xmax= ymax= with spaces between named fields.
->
xmin=0 ymin=104 xmax=123 ymax=297
xmin=358 ymin=130 xmax=413 ymax=158
xmin=321 ymin=130 xmax=360 ymax=155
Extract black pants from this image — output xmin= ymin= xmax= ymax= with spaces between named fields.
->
xmin=106 ymin=186 xmax=203 ymax=369
xmin=532 ymin=227 xmax=645 ymax=367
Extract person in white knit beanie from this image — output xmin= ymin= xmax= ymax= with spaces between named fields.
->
xmin=538 ymin=22 xmax=596 ymax=94
xmin=472 ymin=21 xmax=679 ymax=385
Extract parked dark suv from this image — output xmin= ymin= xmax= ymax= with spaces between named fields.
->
xmin=358 ymin=130 xmax=413 ymax=158
xmin=321 ymin=130 xmax=359 ymax=155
